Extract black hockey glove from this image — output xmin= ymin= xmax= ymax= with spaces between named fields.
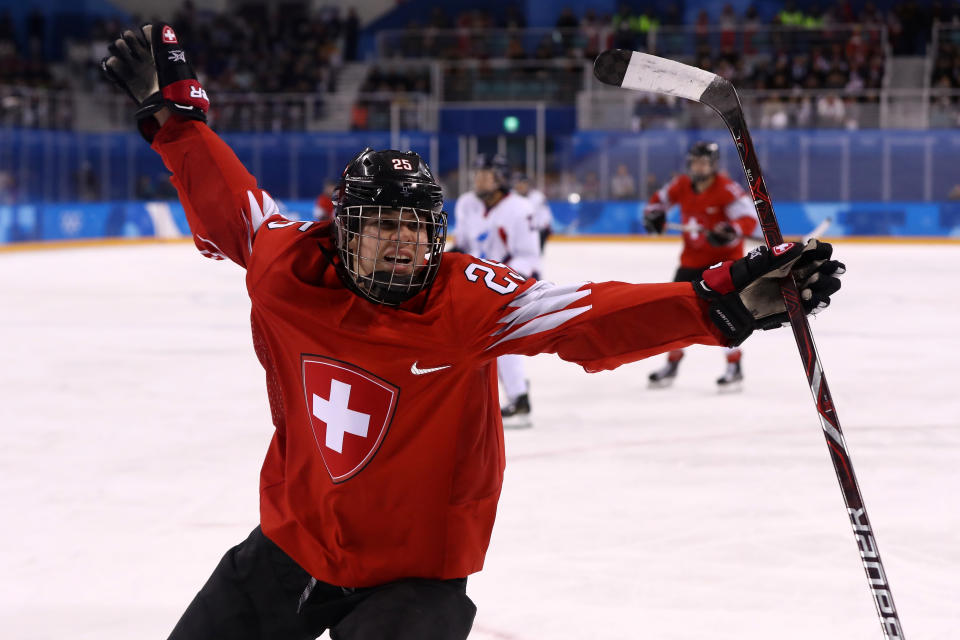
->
xmin=707 ymin=221 xmax=740 ymax=246
xmin=693 ymin=239 xmax=845 ymax=346
xmin=101 ymin=23 xmax=209 ymax=142
xmin=642 ymin=204 xmax=667 ymax=234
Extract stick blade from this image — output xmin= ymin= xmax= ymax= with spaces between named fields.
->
xmin=593 ymin=49 xmax=632 ymax=87
xmin=593 ymin=49 xmax=735 ymax=109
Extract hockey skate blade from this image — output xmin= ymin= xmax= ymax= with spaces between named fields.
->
xmin=716 ymin=380 xmax=743 ymax=394
xmin=648 ymin=377 xmax=676 ymax=390
xmin=502 ymin=414 xmax=533 ymax=430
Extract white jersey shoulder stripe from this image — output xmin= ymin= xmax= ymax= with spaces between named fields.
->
xmin=726 ymin=194 xmax=757 ymax=220
xmin=489 ymin=305 xmax=592 ymax=349
xmin=247 ymin=190 xmax=281 ymax=234
xmin=494 ymin=281 xmax=591 ymax=335
xmin=195 ymin=233 xmax=228 ymax=260
xmin=486 ymin=280 xmax=592 ymax=349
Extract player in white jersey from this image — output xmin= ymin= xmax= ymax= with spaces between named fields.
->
xmin=452 ymin=154 xmax=540 ymax=427
xmin=513 ymin=173 xmax=553 ymax=254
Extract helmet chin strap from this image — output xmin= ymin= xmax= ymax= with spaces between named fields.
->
xmin=362 ymin=271 xmax=422 ymax=306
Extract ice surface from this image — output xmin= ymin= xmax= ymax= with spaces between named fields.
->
xmin=1 ymin=240 xmax=958 ymax=639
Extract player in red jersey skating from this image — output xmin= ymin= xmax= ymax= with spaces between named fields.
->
xmin=102 ymin=25 xmax=844 ymax=640
xmin=643 ymin=141 xmax=761 ymax=391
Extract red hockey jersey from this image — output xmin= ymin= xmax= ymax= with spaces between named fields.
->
xmin=153 ymin=118 xmax=728 ymax=588
xmin=649 ymin=172 xmax=758 ymax=268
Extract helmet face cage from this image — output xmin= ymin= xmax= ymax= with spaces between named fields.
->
xmin=687 ymin=141 xmax=719 ymax=179
xmin=335 ymin=204 xmax=448 ymax=306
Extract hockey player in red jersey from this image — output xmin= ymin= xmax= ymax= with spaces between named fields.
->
xmin=313 ymin=179 xmax=337 ymax=221
xmin=103 ymin=25 xmax=844 ymax=640
xmin=643 ymin=141 xmax=760 ymax=391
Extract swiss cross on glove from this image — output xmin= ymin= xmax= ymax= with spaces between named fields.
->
xmin=101 ymin=23 xmax=209 ymax=142
xmin=693 ymin=239 xmax=845 ymax=345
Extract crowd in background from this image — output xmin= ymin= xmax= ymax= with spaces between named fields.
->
xmin=361 ymin=1 xmax=955 ymax=131
xmin=1 ymin=1 xmax=360 ymax=131
xmin=2 ymin=1 xmax=960 ymax=198
xmin=2 ymin=1 xmax=958 ymax=132
xmin=0 ymin=9 xmax=73 ymax=128
xmin=385 ymin=1 xmax=957 ymax=60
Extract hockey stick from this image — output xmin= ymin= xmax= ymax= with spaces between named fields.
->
xmin=595 ymin=50 xmax=904 ymax=639
xmin=664 ymin=217 xmax=832 ymax=243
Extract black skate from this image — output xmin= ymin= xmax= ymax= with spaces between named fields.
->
xmin=648 ymin=360 xmax=680 ymax=389
xmin=716 ymin=361 xmax=743 ymax=393
xmin=501 ymin=393 xmax=532 ymax=429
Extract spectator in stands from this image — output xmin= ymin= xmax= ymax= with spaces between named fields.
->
xmin=719 ymin=4 xmax=738 ymax=50
xmin=761 ymin=98 xmax=791 ymax=129
xmin=644 ymin=173 xmax=660 ymax=201
xmin=581 ymin=9 xmax=603 ymax=58
xmin=136 ymin=175 xmax=157 ymax=200
xmin=842 ymin=96 xmax=861 ymax=129
xmin=75 ymin=162 xmax=99 ymax=201
xmin=556 ymin=7 xmax=579 ymax=31
xmin=345 ymin=8 xmax=359 ymax=61
xmin=582 ymin=172 xmax=601 ymax=200
xmin=506 ymin=37 xmax=526 ymax=60
xmin=0 ymin=170 xmax=17 ymax=205
xmin=503 ymin=6 xmax=526 ymax=29
xmin=350 ymin=101 xmax=369 ymax=130
xmin=611 ymin=164 xmax=637 ymax=200
xmin=742 ymin=6 xmax=762 ymax=55
xmin=0 ymin=10 xmax=14 ymax=45
xmin=817 ymin=94 xmax=846 ymax=128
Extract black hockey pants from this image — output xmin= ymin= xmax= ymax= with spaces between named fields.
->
xmin=167 ymin=526 xmax=476 ymax=640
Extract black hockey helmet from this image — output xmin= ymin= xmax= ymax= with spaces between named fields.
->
xmin=686 ymin=140 xmax=719 ymax=184
xmin=473 ymin=153 xmax=511 ymax=191
xmin=333 ymin=147 xmax=447 ymax=306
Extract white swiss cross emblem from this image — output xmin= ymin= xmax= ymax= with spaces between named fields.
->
xmin=772 ymin=242 xmax=795 ymax=256
xmin=162 ymin=26 xmax=178 ymax=44
xmin=302 ymin=355 xmax=398 ymax=483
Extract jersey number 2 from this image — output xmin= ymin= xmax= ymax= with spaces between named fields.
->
xmin=465 ymin=260 xmax=525 ymax=295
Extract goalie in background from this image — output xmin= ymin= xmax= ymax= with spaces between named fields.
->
xmin=642 ymin=141 xmax=759 ymax=392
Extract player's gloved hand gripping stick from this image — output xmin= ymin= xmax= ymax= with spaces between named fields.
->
xmin=693 ymin=239 xmax=843 ymax=345
xmin=101 ymin=23 xmax=209 ymax=141
xmin=594 ymin=49 xmax=904 ymax=639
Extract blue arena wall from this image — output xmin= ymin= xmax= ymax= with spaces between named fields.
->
xmin=5 ymin=128 xmax=960 ymax=205
xmin=3 ymin=199 xmax=959 ymax=245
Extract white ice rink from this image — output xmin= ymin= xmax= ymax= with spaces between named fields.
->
xmin=1 ymin=239 xmax=958 ymax=640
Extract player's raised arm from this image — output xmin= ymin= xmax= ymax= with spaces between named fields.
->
xmin=455 ymin=241 xmax=843 ymax=371
xmin=101 ymin=23 xmax=279 ymax=268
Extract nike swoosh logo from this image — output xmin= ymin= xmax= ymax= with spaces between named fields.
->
xmin=411 ymin=362 xmax=452 ymax=375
